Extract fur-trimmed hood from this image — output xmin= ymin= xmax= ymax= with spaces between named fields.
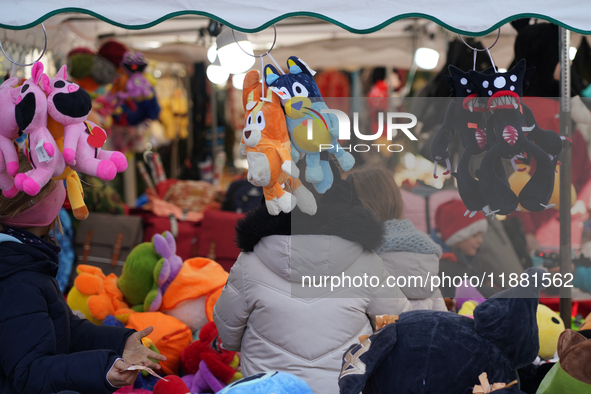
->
xmin=236 ymin=203 xmax=384 ymax=252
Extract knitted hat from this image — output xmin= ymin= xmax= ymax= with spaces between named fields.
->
xmin=435 ymin=200 xmax=488 ymax=246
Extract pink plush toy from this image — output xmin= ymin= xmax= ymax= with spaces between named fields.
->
xmin=0 ymin=77 xmax=21 ymax=197
xmin=13 ymin=62 xmax=65 ymax=196
xmin=42 ymin=65 xmax=127 ymax=181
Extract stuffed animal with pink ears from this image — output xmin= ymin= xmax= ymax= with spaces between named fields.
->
xmin=12 ymin=62 xmax=65 ymax=196
xmin=0 ymin=77 xmax=21 ymax=198
xmin=42 ymin=65 xmax=127 ymax=181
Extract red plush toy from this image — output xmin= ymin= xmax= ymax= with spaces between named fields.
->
xmin=153 ymin=375 xmax=190 ymax=394
xmin=180 ymin=322 xmax=241 ymax=383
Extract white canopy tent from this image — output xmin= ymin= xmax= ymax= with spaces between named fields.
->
xmin=2 ymin=0 xmax=591 ymax=35
xmin=0 ymin=1 xmax=585 ymax=323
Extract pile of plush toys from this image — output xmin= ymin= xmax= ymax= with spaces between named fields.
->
xmin=431 ymin=60 xmax=568 ymax=217
xmin=338 ymin=267 xmax=591 ymax=394
xmin=67 ymin=230 xmax=315 ymax=394
xmin=0 ymin=62 xmax=128 ymax=219
xmin=239 ymin=56 xmax=356 ymax=216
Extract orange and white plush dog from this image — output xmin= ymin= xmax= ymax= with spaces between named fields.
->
xmin=241 ymin=70 xmax=316 ymax=216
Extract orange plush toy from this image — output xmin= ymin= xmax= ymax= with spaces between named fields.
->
xmin=67 ymin=265 xmax=134 ymax=325
xmin=160 ymin=257 xmax=229 ymax=332
xmin=126 ymin=312 xmax=192 ymax=376
xmin=240 ymin=70 xmax=316 ymax=216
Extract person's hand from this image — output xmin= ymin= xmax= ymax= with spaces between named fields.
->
xmin=526 ymin=233 xmax=541 ymax=253
xmin=122 ymin=326 xmax=167 ymax=370
xmin=107 ymin=359 xmax=139 ymax=388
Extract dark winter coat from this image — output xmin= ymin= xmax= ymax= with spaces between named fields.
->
xmin=0 ymin=227 xmax=135 ymax=394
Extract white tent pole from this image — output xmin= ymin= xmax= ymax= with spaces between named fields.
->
xmin=559 ymin=26 xmax=572 ymax=327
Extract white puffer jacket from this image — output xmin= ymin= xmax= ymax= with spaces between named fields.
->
xmin=378 ymin=250 xmax=447 ymax=311
xmin=213 ymin=233 xmax=411 ymax=394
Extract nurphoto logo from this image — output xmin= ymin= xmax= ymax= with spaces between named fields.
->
xmin=316 ymin=109 xmax=418 ymax=153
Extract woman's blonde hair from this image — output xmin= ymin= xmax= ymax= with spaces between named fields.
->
xmin=0 ymin=153 xmax=61 ymax=232
xmin=349 ymin=167 xmax=404 ymax=222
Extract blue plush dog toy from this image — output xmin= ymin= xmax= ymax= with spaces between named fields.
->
xmin=265 ymin=56 xmax=355 ymax=193
xmin=218 ymin=371 xmax=314 ymax=394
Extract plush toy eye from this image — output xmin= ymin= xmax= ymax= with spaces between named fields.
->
xmin=21 ymin=84 xmax=29 ymax=93
xmin=135 ymin=54 xmax=145 ymax=64
xmin=54 ymin=81 xmax=66 ymax=88
xmin=246 ymin=113 xmax=253 ymax=125
xmin=279 ymin=87 xmax=291 ymax=100
xmin=256 ymin=112 xmax=266 ymax=130
xmin=292 ymin=82 xmax=309 ymax=97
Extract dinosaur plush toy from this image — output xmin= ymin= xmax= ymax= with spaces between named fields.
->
xmin=265 ymin=56 xmax=355 ymax=194
xmin=118 ymin=237 xmax=165 ymax=311
xmin=13 ymin=62 xmax=66 ymax=196
xmin=339 ymin=267 xmax=544 ymax=394
xmin=42 ymin=65 xmax=128 ymax=181
xmin=469 ymin=60 xmax=560 ymax=214
xmin=0 ymin=77 xmax=21 ymax=198
xmin=241 ymin=69 xmax=316 ymax=216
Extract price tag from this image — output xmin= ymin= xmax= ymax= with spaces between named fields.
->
xmin=35 ymin=139 xmax=53 ymax=163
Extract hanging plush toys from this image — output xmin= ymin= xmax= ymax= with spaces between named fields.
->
xmin=432 ymin=59 xmax=565 ymax=217
xmin=265 ymin=56 xmax=355 ymax=194
xmin=0 ymin=61 xmax=127 ymax=206
xmin=241 ymin=70 xmax=317 ymax=216
xmin=431 ymin=65 xmax=492 ymax=217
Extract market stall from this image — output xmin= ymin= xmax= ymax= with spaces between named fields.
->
xmin=1 ymin=2 xmax=591 ymax=393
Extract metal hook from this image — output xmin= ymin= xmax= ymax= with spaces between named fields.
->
xmin=0 ymin=23 xmax=47 ymax=67
xmin=457 ymin=28 xmax=501 ymax=52
xmin=230 ymin=24 xmax=277 ymax=59
xmin=458 ymin=28 xmax=501 ymax=72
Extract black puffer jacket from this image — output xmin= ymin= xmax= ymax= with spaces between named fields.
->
xmin=0 ymin=227 xmax=134 ymax=394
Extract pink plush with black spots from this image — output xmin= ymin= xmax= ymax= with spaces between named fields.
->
xmin=42 ymin=65 xmax=127 ymax=181
xmin=0 ymin=77 xmax=21 ymax=197
xmin=12 ymin=62 xmax=65 ymax=196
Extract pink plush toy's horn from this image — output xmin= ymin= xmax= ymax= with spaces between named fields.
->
xmin=31 ymin=62 xmax=44 ymax=84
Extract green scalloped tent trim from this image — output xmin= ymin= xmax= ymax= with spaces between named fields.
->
xmin=1 ymin=8 xmax=591 ymax=36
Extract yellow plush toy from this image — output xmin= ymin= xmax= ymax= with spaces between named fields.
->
xmin=67 ymin=265 xmax=134 ymax=325
xmin=537 ymin=303 xmax=565 ymax=359
xmin=458 ymin=300 xmax=479 ymax=318
xmin=159 ymin=88 xmax=189 ymax=140
xmin=509 ymin=164 xmax=576 ymax=211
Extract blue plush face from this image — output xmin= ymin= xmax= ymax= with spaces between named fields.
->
xmin=265 ymin=56 xmax=322 ymax=106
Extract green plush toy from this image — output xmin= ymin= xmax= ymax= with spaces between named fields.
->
xmin=118 ymin=231 xmax=182 ymax=312
xmin=536 ymin=329 xmax=591 ymax=394
xmin=118 ymin=240 xmax=162 ymax=310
